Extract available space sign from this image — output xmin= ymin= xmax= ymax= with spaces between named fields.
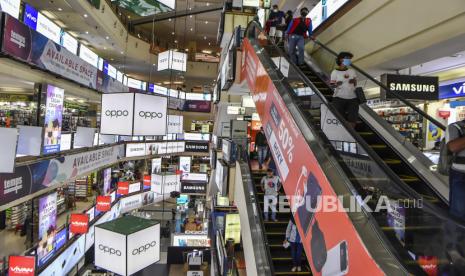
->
xmin=242 ymin=38 xmax=384 ymax=276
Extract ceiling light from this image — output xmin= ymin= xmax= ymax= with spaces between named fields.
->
xmin=206 ymin=2 xmax=210 ymax=6
xmin=204 ymin=36 xmax=207 ymax=40
xmin=174 ymin=40 xmax=178 ymax=43
xmin=58 ymin=8 xmax=63 ymax=11
xmin=110 ymin=58 xmax=114 ymax=61
xmin=205 ymin=21 xmax=208 ymax=24
xmin=121 ymin=51 xmax=124 ymax=54
xmin=189 ymin=7 xmax=192 ymax=10
xmin=208 ymin=42 xmax=211 ymax=46
xmin=190 ymin=28 xmax=193 ymax=31
xmin=172 ymin=32 xmax=175 ymax=35
xmin=85 ymin=31 xmax=89 ymax=34
xmin=83 ymin=14 xmax=88 ymax=18
xmin=169 ymin=18 xmax=172 ymax=21
xmin=202 ymin=50 xmax=212 ymax=54
xmin=185 ymin=48 xmax=189 ymax=52
xmin=103 ymin=47 xmax=107 ymax=50
xmin=152 ymin=63 xmax=156 ymax=66
xmin=190 ymin=15 xmax=193 ymax=18
xmin=105 ymin=36 xmax=109 ymax=39
xmin=128 ymin=15 xmax=131 ymax=19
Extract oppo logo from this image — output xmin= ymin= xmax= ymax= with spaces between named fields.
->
xmin=10 ymin=266 xmax=33 ymax=274
xmin=105 ymin=110 xmax=129 ymax=118
xmin=132 ymin=241 xmax=156 ymax=255
xmin=99 ymin=244 xmax=122 ymax=256
xmin=139 ymin=111 xmax=163 ymax=119
xmin=326 ymin=119 xmax=340 ymax=125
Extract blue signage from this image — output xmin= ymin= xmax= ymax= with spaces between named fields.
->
xmin=54 ymin=228 xmax=67 ymax=252
xmin=149 ymin=83 xmax=155 ymax=93
xmin=23 ymin=4 xmax=38 ymax=30
xmin=439 ymin=81 xmax=465 ymax=99
xmin=103 ymin=60 xmax=109 ymax=75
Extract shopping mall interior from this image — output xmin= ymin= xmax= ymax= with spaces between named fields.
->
xmin=0 ymin=0 xmax=465 ymax=275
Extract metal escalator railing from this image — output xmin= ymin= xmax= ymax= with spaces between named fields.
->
xmin=244 ymin=21 xmax=465 ymax=275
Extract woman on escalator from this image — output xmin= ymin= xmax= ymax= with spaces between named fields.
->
xmin=330 ymin=52 xmax=358 ymax=128
xmin=284 ymin=216 xmax=303 ymax=272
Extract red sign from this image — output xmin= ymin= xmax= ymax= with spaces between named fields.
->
xmin=96 ymin=196 xmax=111 ymax=212
xmin=70 ymin=213 xmax=89 ymax=234
xmin=117 ymin=181 xmax=129 ymax=195
xmin=242 ymin=38 xmax=384 ymax=275
xmin=438 ymin=109 xmax=450 ymax=119
xmin=8 ymin=256 xmax=35 ymax=276
xmin=143 ymin=175 xmax=151 ymax=188
xmin=418 ymin=256 xmax=438 ymax=276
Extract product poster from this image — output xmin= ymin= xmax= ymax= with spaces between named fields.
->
xmin=37 ymin=192 xmax=58 ymax=266
xmin=43 ymin=85 xmax=64 ymax=154
xmin=103 ymin=168 xmax=112 ymax=195
xmin=427 ymin=122 xmax=442 ymax=142
xmin=151 ymin=158 xmax=162 ymax=174
xmin=224 ymin=214 xmax=241 ymax=244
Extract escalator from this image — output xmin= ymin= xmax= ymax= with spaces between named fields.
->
xmin=242 ymin=21 xmax=465 ymax=276
xmin=252 ymin=171 xmax=311 ymax=275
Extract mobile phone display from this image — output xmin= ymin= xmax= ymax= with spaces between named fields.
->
xmin=296 ymin=172 xmax=322 ymax=235
xmin=322 ymin=240 xmax=349 ymax=276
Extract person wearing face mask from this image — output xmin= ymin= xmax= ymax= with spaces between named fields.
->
xmin=261 ymin=168 xmax=281 ymax=221
xmin=285 ymin=7 xmax=313 ymax=66
xmin=268 ymin=5 xmax=285 ymax=43
xmin=330 ymin=52 xmax=358 ymax=128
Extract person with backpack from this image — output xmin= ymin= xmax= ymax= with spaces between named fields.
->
xmin=285 ymin=7 xmax=313 ymax=66
xmin=445 ymin=120 xmax=465 ymax=219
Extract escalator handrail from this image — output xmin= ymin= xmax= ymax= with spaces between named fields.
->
xmin=236 ymin=146 xmax=276 ymax=275
xmin=310 ymin=39 xmax=446 ymax=131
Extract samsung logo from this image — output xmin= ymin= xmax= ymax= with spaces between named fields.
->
xmin=390 ymin=83 xmax=436 ymax=92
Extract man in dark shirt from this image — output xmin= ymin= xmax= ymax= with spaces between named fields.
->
xmin=268 ymin=5 xmax=285 ymax=43
xmin=255 ymin=127 xmax=268 ymax=170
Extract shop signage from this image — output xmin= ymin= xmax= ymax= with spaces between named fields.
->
xmin=439 ymin=80 xmax=465 ymax=99
xmin=179 ymin=156 xmax=191 ymax=173
xmin=39 ymin=235 xmax=85 ymax=276
xmin=320 ymin=104 xmax=356 ymax=143
xmin=96 ymin=196 xmax=112 ymax=211
xmin=43 ymin=85 xmax=64 ymax=154
xmin=38 ymin=192 xmax=58 ymax=266
xmin=100 ymin=93 xmax=134 ymax=136
xmin=382 ymin=74 xmax=439 ymax=100
xmin=70 ymin=213 xmax=89 ymax=234
xmin=61 ymin=32 xmax=78 ymax=55
xmin=129 ymin=182 xmax=141 ymax=194
xmin=120 ymin=194 xmax=143 ymax=212
xmin=2 ymin=15 xmax=97 ymax=88
xmin=181 ymin=181 xmax=206 ymax=194
xmin=185 ymin=141 xmax=209 ymax=152
xmin=158 ymin=50 xmax=187 ymax=72
xmin=438 ymin=109 xmax=451 ymax=119
xmin=133 ymin=93 xmax=167 ymax=135
xmin=168 ymin=115 xmax=184 ymax=134
xmin=151 ymin=174 xmax=180 ymax=195
xmin=149 ymin=84 xmax=168 ymax=95
xmin=0 ymin=128 xmax=17 ymax=173
xmin=117 ymin=181 xmax=129 ymax=195
xmin=242 ymin=38 xmax=384 ymax=275
xmin=183 ymin=100 xmax=211 ymax=113
xmin=23 ymin=4 xmax=38 ymax=29
xmin=79 ymin=44 xmax=99 ymax=68
xmin=0 ymin=0 xmax=21 ymax=19
xmin=8 ymin=256 xmax=35 ymax=276
xmin=126 ymin=143 xmax=146 ymax=157
xmin=184 ymin=133 xmax=210 ymax=141
xmin=182 ymin=173 xmax=208 ymax=182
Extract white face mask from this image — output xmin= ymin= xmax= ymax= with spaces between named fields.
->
xmin=273 ymin=9 xmax=278 ymax=12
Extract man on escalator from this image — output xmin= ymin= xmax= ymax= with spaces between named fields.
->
xmin=446 ymin=120 xmax=465 ymax=220
xmin=330 ymin=52 xmax=358 ymax=128
xmin=285 ymin=7 xmax=313 ymax=66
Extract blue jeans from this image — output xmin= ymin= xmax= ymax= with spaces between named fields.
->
xmin=288 ymin=34 xmax=305 ymax=65
xmin=290 ymin=242 xmax=303 ymax=266
xmin=450 ymin=169 xmax=465 ymax=220
xmin=257 ymin=146 xmax=268 ymax=167
xmin=264 ymin=195 xmax=277 ymax=221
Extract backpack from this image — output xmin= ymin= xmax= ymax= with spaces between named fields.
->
xmin=437 ymin=121 xmax=465 ymax=175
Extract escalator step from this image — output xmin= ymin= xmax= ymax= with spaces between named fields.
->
xmin=383 ymin=159 xmax=402 ymax=165
xmin=369 ymin=144 xmax=387 ymax=149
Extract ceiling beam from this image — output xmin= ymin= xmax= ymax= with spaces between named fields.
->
xmin=131 ymin=4 xmax=223 ymax=26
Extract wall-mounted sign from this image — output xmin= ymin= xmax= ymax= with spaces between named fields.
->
xmin=181 ymin=181 xmax=206 ymax=194
xmin=227 ymin=106 xmax=245 ymax=115
xmin=8 ymin=256 xmax=35 ymax=276
xmin=117 ymin=181 xmax=129 ymax=195
xmin=96 ymin=196 xmax=112 ymax=212
xmin=1 ymin=0 xmax=21 ymax=19
xmin=149 ymin=84 xmax=168 ymax=95
xmin=183 ymin=133 xmax=210 ymax=141
xmin=439 ymin=80 xmax=465 ymax=99
xmin=179 ymin=156 xmax=191 ymax=173
xmin=185 ymin=141 xmax=209 ymax=152
xmin=60 ymin=32 xmax=78 ymax=55
xmin=23 ymin=4 xmax=38 ymax=29
xmin=79 ymin=44 xmax=99 ymax=68
xmin=382 ymin=74 xmax=439 ymax=100
xmin=181 ymin=173 xmax=208 ymax=182
xmin=168 ymin=115 xmax=184 ymax=134
xmin=36 ymin=12 xmax=61 ymax=44
xmin=70 ymin=213 xmax=89 ymax=234
xmin=158 ymin=50 xmax=187 ymax=71
xmin=0 ymin=127 xmax=18 ymax=173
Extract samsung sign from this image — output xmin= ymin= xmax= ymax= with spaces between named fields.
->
xmin=382 ymin=74 xmax=439 ymax=100
xmin=439 ymin=80 xmax=465 ymax=99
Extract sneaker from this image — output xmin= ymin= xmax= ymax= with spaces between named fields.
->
xmin=297 ymin=266 xmax=302 ymax=272
xmin=291 ymin=267 xmax=297 ymax=272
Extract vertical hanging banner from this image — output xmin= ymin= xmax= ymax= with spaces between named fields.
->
xmin=8 ymin=256 xmax=35 ymax=276
xmin=43 ymin=85 xmax=64 ymax=154
xmin=133 ymin=93 xmax=168 ymax=136
xmin=242 ymin=38 xmax=384 ymax=276
xmin=96 ymin=196 xmax=112 ymax=212
xmin=37 ymin=192 xmax=57 ymax=266
xmin=70 ymin=213 xmax=89 ymax=234
xmin=117 ymin=181 xmax=129 ymax=195
xmin=143 ymin=175 xmax=151 ymax=189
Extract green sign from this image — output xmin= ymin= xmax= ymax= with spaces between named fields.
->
xmin=112 ymin=0 xmax=173 ymax=16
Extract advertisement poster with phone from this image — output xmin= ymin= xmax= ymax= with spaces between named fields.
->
xmin=43 ymin=85 xmax=64 ymax=154
xmin=179 ymin=156 xmax=191 ymax=175
xmin=103 ymin=168 xmax=112 ymax=195
xmin=38 ymin=192 xmax=57 ymax=266
xmin=38 ymin=234 xmax=85 ymax=276
xmin=242 ymin=38 xmax=383 ymax=275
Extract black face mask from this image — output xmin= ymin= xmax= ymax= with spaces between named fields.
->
xmin=301 ymin=11 xmax=308 ymax=17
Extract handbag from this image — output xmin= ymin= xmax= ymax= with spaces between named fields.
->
xmin=355 ymin=87 xmax=367 ymax=104
xmin=283 ymin=240 xmax=290 ymax=249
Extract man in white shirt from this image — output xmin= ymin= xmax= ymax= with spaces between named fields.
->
xmin=261 ymin=169 xmax=281 ymax=221
xmin=446 ymin=120 xmax=465 ymax=220
xmin=330 ymin=52 xmax=358 ymax=128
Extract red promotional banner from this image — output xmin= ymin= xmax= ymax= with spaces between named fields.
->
xmin=242 ymin=38 xmax=384 ymax=275
xmin=70 ymin=213 xmax=89 ymax=234
xmin=143 ymin=175 xmax=151 ymax=188
xmin=117 ymin=181 xmax=129 ymax=195
xmin=8 ymin=256 xmax=35 ymax=276
xmin=96 ymin=196 xmax=111 ymax=212
xmin=418 ymin=256 xmax=438 ymax=276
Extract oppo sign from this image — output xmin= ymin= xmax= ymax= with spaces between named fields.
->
xmin=100 ymin=93 xmax=167 ymax=136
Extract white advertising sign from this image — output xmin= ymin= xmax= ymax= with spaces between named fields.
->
xmin=85 ymin=224 xmax=95 ymax=252
xmin=158 ymin=50 xmax=187 ymax=71
xmin=151 ymin=158 xmax=162 ymax=174
xmin=168 ymin=115 xmax=184 ymax=134
xmin=129 ymin=182 xmax=141 ymax=194
xmin=98 ymin=57 xmax=104 ymax=71
xmin=151 ymin=174 xmax=180 ymax=195
xmin=157 ymin=50 xmax=169 ymax=71
xmin=179 ymin=156 xmax=191 ymax=173
xmin=127 ymin=78 xmax=143 ymax=89
xmin=169 ymin=89 xmax=179 ymax=98
xmin=39 ymin=41 xmax=98 ymax=88
xmin=100 ymin=93 xmax=134 ymax=136
xmin=39 ymin=235 xmax=85 ymax=276
xmin=0 ymin=127 xmax=17 ymax=173
xmin=61 ymin=32 xmax=78 ymax=55
xmin=151 ymin=84 xmax=168 ymax=96
xmin=127 ymin=224 xmax=161 ymax=274
xmin=182 ymin=173 xmax=208 ymax=182
xmin=94 ymin=227 xmax=126 ymax=276
xmin=17 ymin=126 xmax=42 ymax=156
xmin=133 ymin=93 xmax=168 ymax=136
xmin=60 ymin=133 xmax=72 ymax=151
xmin=327 ymin=0 xmax=349 ymax=18
xmin=36 ymin=13 xmax=61 ymax=44
xmin=308 ymin=1 xmax=323 ymax=30
xmin=79 ymin=44 xmax=99 ymax=68
xmin=185 ymin=93 xmax=212 ymax=101
xmin=0 ymin=0 xmax=20 ymax=19
xmin=183 ymin=133 xmax=210 ymax=141
xmin=74 ymin=127 xmax=96 ymax=148
xmin=242 ymin=0 xmax=259 ymax=7
xmin=120 ymin=193 xmax=143 ymax=213
xmin=107 ymin=64 xmax=116 ymax=79
xmin=320 ymin=104 xmax=356 ymax=143
xmin=126 ymin=143 xmax=146 ymax=157
xmin=116 ymin=71 xmax=123 ymax=82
